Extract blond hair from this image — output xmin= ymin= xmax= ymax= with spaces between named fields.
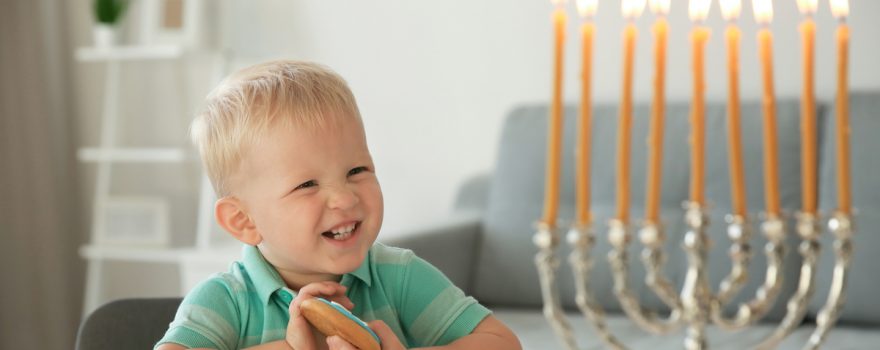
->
xmin=191 ymin=60 xmax=361 ymax=196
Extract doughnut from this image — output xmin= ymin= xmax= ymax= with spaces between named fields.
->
xmin=300 ymin=297 xmax=381 ymax=350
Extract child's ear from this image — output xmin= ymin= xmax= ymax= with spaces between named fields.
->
xmin=216 ymin=197 xmax=262 ymax=245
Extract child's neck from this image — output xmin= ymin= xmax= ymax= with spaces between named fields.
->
xmin=277 ymin=269 xmax=342 ymax=291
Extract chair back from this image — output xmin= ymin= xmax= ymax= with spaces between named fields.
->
xmin=76 ymin=298 xmax=182 ymax=350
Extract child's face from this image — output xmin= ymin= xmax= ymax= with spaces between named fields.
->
xmin=233 ymin=114 xmax=383 ymax=285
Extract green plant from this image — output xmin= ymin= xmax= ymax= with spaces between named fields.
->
xmin=93 ymin=0 xmax=128 ymax=25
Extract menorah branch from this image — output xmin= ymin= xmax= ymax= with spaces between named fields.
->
xmin=805 ymin=212 xmax=854 ymax=349
xmin=608 ymin=219 xmax=683 ymax=335
xmin=755 ymin=212 xmax=821 ymax=349
xmin=533 ymin=222 xmax=578 ymax=350
xmin=710 ymin=215 xmax=786 ymax=330
xmin=680 ymin=202 xmax=712 ymax=350
xmin=638 ymin=223 xmax=685 ymax=312
xmin=568 ymin=223 xmax=627 ymax=350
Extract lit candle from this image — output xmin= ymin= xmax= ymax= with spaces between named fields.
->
xmin=542 ymin=0 xmax=567 ymax=226
xmin=575 ymin=0 xmax=598 ymax=225
xmin=615 ymin=0 xmax=645 ymax=224
xmin=645 ymin=0 xmax=669 ymax=224
xmin=720 ymin=0 xmax=746 ymax=217
xmin=753 ymin=0 xmax=781 ymax=217
xmin=798 ymin=0 xmax=818 ymax=214
xmin=831 ymin=0 xmax=851 ymax=214
xmin=688 ymin=0 xmax=711 ymax=206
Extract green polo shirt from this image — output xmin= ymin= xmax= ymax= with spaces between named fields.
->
xmin=155 ymin=243 xmax=491 ymax=349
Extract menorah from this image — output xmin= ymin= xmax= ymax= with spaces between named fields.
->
xmin=533 ymin=0 xmax=854 ymax=349
xmin=534 ymin=205 xmax=854 ymax=349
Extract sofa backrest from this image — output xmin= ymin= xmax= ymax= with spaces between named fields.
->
xmin=472 ymin=99 xmax=813 ymax=322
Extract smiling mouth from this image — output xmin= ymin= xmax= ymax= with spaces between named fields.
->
xmin=321 ymin=222 xmax=360 ymax=241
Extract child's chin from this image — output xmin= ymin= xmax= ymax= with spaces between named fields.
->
xmin=329 ymin=251 xmax=368 ymax=273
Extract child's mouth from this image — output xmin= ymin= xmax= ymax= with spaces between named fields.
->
xmin=321 ymin=222 xmax=359 ymax=241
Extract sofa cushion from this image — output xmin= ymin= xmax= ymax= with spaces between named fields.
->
xmin=810 ymin=91 xmax=880 ymax=325
xmin=473 ymin=100 xmax=807 ymax=321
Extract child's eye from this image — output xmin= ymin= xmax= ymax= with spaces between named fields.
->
xmin=348 ymin=166 xmax=368 ymax=177
xmin=294 ymin=180 xmax=317 ymax=191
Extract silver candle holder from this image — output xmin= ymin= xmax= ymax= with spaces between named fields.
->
xmin=533 ymin=208 xmax=854 ymax=349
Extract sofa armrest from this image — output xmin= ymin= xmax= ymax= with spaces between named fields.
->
xmin=379 ymin=213 xmax=483 ymax=294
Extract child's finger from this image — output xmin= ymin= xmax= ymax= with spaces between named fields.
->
xmin=326 ymin=335 xmax=358 ymax=350
xmin=286 ymin=302 xmax=316 ymax=350
xmin=326 ymin=295 xmax=356 ymax=310
xmin=299 ymin=281 xmax=347 ymax=299
xmin=295 ymin=282 xmax=354 ymax=310
xmin=291 ymin=282 xmax=342 ymax=311
xmin=368 ymin=320 xmax=406 ymax=350
xmin=320 ymin=282 xmax=354 ymax=310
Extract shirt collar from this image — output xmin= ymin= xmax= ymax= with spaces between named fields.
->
xmin=343 ymin=250 xmax=373 ymax=288
xmin=241 ymin=245 xmax=287 ymax=305
xmin=241 ymin=245 xmax=373 ymax=305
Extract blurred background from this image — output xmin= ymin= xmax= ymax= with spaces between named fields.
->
xmin=2 ymin=0 xmax=878 ymax=348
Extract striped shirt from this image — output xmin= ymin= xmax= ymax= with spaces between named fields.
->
xmin=155 ymin=243 xmax=491 ymax=349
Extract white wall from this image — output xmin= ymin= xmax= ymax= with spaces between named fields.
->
xmin=221 ymin=0 xmax=879 ymax=235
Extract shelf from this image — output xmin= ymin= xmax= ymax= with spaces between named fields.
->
xmin=75 ymin=45 xmax=184 ymax=62
xmin=77 ymin=147 xmax=187 ymax=163
xmin=79 ymin=244 xmax=193 ymax=263
xmin=79 ymin=243 xmax=241 ymax=264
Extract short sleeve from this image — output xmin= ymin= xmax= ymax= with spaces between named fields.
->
xmin=397 ymin=254 xmax=492 ymax=347
xmin=154 ymin=275 xmax=244 ymax=350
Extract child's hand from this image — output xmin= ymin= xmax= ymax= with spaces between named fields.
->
xmin=286 ymin=281 xmax=355 ymax=350
xmin=325 ymin=320 xmax=406 ymax=350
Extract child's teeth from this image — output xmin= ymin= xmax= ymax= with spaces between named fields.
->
xmin=331 ymin=232 xmax=352 ymax=240
xmin=326 ymin=223 xmax=357 ymax=240
xmin=331 ymin=223 xmax=356 ymax=234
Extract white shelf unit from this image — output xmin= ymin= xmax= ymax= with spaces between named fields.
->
xmin=76 ymin=44 xmax=226 ymax=315
xmin=79 ymin=243 xmax=240 ymax=265
xmin=79 ymin=242 xmax=241 ymax=298
xmin=80 ymin=244 xmax=194 ymax=263
xmin=77 ymin=147 xmax=187 ymax=162
xmin=75 ymin=45 xmax=184 ymax=62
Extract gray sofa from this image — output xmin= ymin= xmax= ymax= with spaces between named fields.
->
xmin=76 ymin=94 xmax=880 ymax=350
xmin=388 ymin=92 xmax=880 ymax=349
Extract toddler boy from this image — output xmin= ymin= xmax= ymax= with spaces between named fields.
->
xmin=155 ymin=60 xmax=520 ymax=350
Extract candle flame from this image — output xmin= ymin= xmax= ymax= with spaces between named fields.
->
xmin=648 ymin=0 xmax=671 ymax=15
xmin=719 ymin=0 xmax=741 ymax=21
xmin=622 ymin=0 xmax=646 ymax=19
xmin=577 ymin=0 xmax=598 ymax=17
xmin=751 ymin=0 xmax=773 ymax=24
xmin=829 ymin=0 xmax=849 ymax=19
xmin=550 ymin=0 xmax=567 ymax=7
xmin=689 ymin=0 xmax=712 ymax=22
xmin=797 ymin=0 xmax=818 ymax=14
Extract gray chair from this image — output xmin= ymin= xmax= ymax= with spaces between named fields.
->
xmin=76 ymin=298 xmax=181 ymax=350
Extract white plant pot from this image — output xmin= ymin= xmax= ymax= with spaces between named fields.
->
xmin=93 ymin=24 xmax=118 ymax=48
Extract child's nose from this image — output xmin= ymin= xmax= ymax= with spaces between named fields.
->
xmin=326 ymin=186 xmax=359 ymax=210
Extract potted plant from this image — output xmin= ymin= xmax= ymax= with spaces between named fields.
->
xmin=93 ymin=0 xmax=128 ymax=48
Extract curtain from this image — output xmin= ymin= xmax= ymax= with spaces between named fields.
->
xmin=0 ymin=0 xmax=85 ymax=349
